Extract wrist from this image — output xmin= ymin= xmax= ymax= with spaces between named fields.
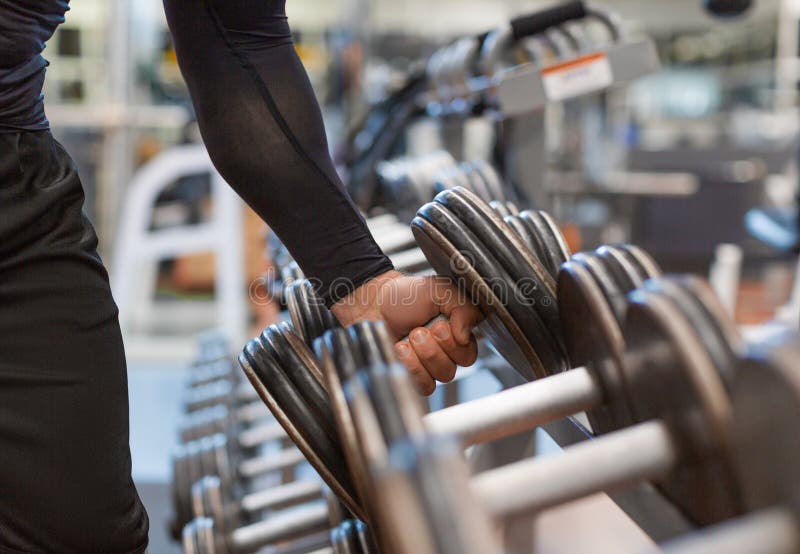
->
xmin=330 ymin=269 xmax=402 ymax=326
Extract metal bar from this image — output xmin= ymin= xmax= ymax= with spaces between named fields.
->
xmin=238 ymin=447 xmax=305 ymax=480
xmin=240 ymin=480 xmax=323 ymax=513
xmin=230 ymin=502 xmax=329 ymax=552
xmin=235 ymin=401 xmax=270 ymax=423
xmin=471 ymin=420 xmax=677 ymax=519
xmin=237 ymin=422 xmax=287 ymax=450
xmin=424 ymin=367 xmax=601 ymax=447
xmin=660 ymin=507 xmax=799 ymax=554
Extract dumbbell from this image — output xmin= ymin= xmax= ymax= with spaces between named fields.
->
xmin=184 ymin=486 xmax=376 ymax=554
xmin=183 ymin=516 xmax=371 ymax=554
xmin=238 ymin=240 xmax=656 ymax=543
xmin=171 ymin=429 xmax=305 ymax=534
xmin=655 ymin=330 xmax=800 ymax=554
xmin=325 ymin=275 xmax=752 ymax=552
xmin=412 ymin=186 xmax=571 ymax=379
xmin=190 ymin=474 xmax=325 ymax=540
xmin=240 ymin=192 xmax=661 ymax=524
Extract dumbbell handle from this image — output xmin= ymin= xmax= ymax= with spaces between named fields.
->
xmin=423 ymin=365 xmax=601 ymax=446
xmin=186 ymin=382 xmax=258 ymax=413
xmin=237 ymin=421 xmax=287 ymax=451
xmin=239 ymin=480 xmax=324 ymax=514
xmin=471 ymin=419 xmax=677 ymax=519
xmin=180 ymin=402 xmax=270 ymax=443
xmin=230 ymin=501 xmax=329 ymax=552
xmin=239 ymin=446 xmax=306 ymax=480
xmin=659 ymin=506 xmax=799 ymax=554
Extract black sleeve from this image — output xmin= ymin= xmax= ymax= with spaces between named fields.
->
xmin=163 ymin=0 xmax=393 ymax=306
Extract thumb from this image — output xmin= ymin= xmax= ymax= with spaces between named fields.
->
xmin=427 ymin=276 xmax=482 ymax=345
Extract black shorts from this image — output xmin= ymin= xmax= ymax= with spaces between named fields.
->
xmin=0 ymin=131 xmax=148 ymax=553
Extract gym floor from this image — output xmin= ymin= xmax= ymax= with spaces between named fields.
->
xmin=129 ymin=363 xmax=186 ymax=554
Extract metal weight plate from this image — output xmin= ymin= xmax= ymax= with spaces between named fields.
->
xmin=191 ymin=476 xmax=229 ymax=544
xmin=616 ymin=244 xmax=661 ymax=280
xmin=470 ymin=159 xmax=505 ymax=201
xmin=197 ymin=434 xmax=234 ymax=499
xmin=351 ymin=327 xmax=410 ymax=444
xmin=444 ymin=188 xmax=561 ymax=329
xmin=314 ymin=330 xmax=373 ymax=514
xmin=435 ymin=189 xmax=567 ymax=373
xmin=171 ymin=444 xmax=196 ymax=537
xmin=316 ymin=328 xmax=395 ymax=551
xmin=503 ymin=213 xmax=544 ymax=265
xmin=459 ymin=162 xmax=493 ymax=202
xmin=182 ymin=517 xmax=215 ymax=554
xmin=260 ymin=324 xmax=338 ymax=438
xmin=298 ymin=281 xmax=326 ymax=343
xmin=238 ymin=338 xmax=365 ymax=521
xmin=571 ymin=251 xmax=629 ymax=322
xmin=286 ymin=281 xmax=311 ymax=343
xmin=519 ymin=210 xmax=566 ymax=278
xmin=537 ymin=210 xmax=571 ymax=267
xmin=557 ymin=259 xmax=635 ymax=434
xmin=324 ymin=486 xmax=351 ymax=527
xmin=332 ymin=519 xmax=361 ymax=554
xmin=656 ymin=276 xmax=744 ymax=386
xmin=595 ymin=245 xmax=644 ymax=293
xmin=356 ymin=519 xmax=376 ymax=554
xmin=281 ymin=321 xmax=327 ymax=385
xmin=412 ymin=207 xmax=546 ymax=379
xmin=729 ymin=332 xmax=800 ymax=511
xmin=281 ymin=261 xmax=304 ymax=287
xmin=622 ymin=276 xmax=744 ymax=525
xmin=286 ymin=279 xmax=339 ymax=346
xmin=489 ymin=200 xmax=512 ymax=219
xmin=412 ymin=202 xmax=560 ymax=380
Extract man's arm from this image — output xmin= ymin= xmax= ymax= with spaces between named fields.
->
xmin=163 ymin=0 xmax=481 ymax=393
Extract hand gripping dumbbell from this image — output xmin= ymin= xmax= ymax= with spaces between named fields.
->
xmin=171 ymin=427 xmax=304 ymax=535
xmin=319 ymin=276 xmax=752 ymax=553
xmin=237 ymin=240 xmax=653 ymax=551
xmin=653 ymin=330 xmax=800 ymax=554
xmin=183 ymin=484 xmax=376 ymax=554
xmin=412 ymin=186 xmax=573 ymax=379
xmin=240 ymin=222 xmax=660 ymax=524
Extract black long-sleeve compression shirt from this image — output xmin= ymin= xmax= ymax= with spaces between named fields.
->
xmin=163 ymin=0 xmax=393 ymax=305
xmin=0 ymin=0 xmax=393 ymax=305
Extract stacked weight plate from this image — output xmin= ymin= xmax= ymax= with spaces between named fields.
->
xmin=558 ymin=243 xmax=662 ymax=432
xmin=239 ymin=322 xmax=364 ymax=521
xmin=285 ymin=278 xmax=340 ymax=347
xmin=504 ymin=209 xmax=572 ymax=279
xmin=411 ymin=186 xmax=569 ymax=380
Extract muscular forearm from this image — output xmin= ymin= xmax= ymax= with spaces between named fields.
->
xmin=163 ymin=0 xmax=392 ymax=305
